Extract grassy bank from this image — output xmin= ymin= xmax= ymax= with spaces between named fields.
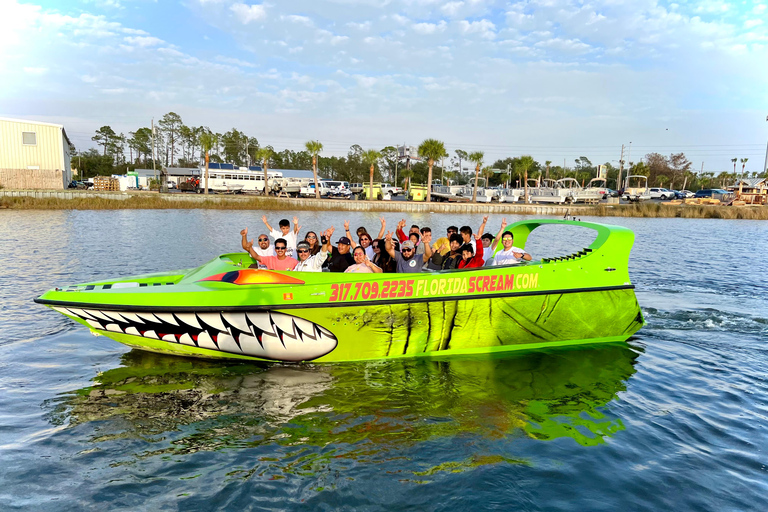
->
xmin=1 ymin=194 xmax=767 ymax=219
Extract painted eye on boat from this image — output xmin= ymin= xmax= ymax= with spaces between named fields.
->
xmin=199 ymin=269 xmax=305 ymax=285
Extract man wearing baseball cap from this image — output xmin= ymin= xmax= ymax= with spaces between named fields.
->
xmin=327 ymin=229 xmax=355 ymax=273
xmin=294 ymin=229 xmax=333 ymax=272
xmin=385 ymin=230 xmax=433 ymax=273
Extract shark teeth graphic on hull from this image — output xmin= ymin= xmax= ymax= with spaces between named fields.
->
xmin=65 ymin=309 xmax=338 ymax=362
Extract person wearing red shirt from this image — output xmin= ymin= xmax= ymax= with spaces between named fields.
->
xmin=457 ymin=242 xmax=484 ymax=269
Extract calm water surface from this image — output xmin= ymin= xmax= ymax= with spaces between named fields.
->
xmin=1 ymin=210 xmax=767 ymax=511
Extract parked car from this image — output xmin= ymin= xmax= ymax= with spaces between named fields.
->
xmin=680 ymin=190 xmax=694 ymax=198
xmin=349 ymin=183 xmax=364 ymax=194
xmin=67 ymin=180 xmax=88 ymax=190
xmin=693 ymin=189 xmax=733 ymax=201
xmin=300 ymin=182 xmax=331 ymax=197
xmin=672 ymin=190 xmax=686 ymax=199
xmin=603 ymin=188 xmax=619 ymax=198
xmin=381 ymin=183 xmax=403 ymax=196
xmin=649 ymin=187 xmax=675 ymax=200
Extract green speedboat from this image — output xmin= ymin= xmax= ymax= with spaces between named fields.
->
xmin=35 ymin=219 xmax=644 ymax=363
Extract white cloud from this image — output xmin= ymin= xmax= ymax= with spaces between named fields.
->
xmin=745 ymin=19 xmax=763 ymax=29
xmin=441 ymin=1 xmax=464 ymax=17
xmin=123 ymin=36 xmax=164 ymax=47
xmin=215 ymin=55 xmax=257 ymax=67
xmin=412 ymin=21 xmax=446 ymax=34
xmin=282 ymin=14 xmax=313 ymax=26
xmin=754 ymin=4 xmax=767 ymax=14
xmin=230 ymin=3 xmax=266 ymax=24
xmin=458 ymin=19 xmax=496 ymax=39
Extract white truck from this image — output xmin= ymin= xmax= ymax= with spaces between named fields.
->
xmin=381 ymin=183 xmax=403 ymax=196
xmin=300 ymin=181 xmax=331 ymax=197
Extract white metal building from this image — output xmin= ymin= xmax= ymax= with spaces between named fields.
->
xmin=0 ymin=117 xmax=72 ymax=189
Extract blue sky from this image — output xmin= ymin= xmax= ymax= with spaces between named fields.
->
xmin=1 ymin=0 xmax=767 ymax=171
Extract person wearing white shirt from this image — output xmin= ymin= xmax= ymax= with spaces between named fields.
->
xmin=262 ymin=215 xmax=300 ymax=258
xmin=490 ymin=218 xmax=532 ymax=266
xmin=294 ymin=237 xmax=332 ymax=272
xmin=240 ymin=229 xmax=276 ymax=269
xmin=459 ymin=215 xmax=489 ymax=256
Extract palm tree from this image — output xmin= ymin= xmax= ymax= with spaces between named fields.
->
xmin=255 ymin=146 xmax=274 ymax=195
xmin=199 ymin=131 xmax=217 ymax=195
xmin=361 ymin=149 xmax=382 ymax=201
xmin=468 ymin=152 xmax=484 ymax=202
xmin=731 ymin=158 xmax=737 ymax=175
xmin=418 ymin=139 xmax=446 ymax=203
xmin=545 ymin=160 xmax=552 ymax=181
xmin=519 ymin=155 xmax=534 ymax=203
xmin=740 ymin=158 xmax=748 ymax=178
xmin=305 ymin=140 xmax=323 ymax=199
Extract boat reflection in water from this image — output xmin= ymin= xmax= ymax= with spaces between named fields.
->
xmin=50 ymin=343 xmax=640 ymax=478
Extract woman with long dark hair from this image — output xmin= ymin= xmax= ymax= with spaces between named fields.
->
xmin=304 ymin=231 xmax=321 ymax=255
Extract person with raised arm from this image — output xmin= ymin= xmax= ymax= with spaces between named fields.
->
xmin=262 ymin=215 xmax=300 ymax=258
xmin=491 ymin=218 xmax=532 ymax=266
xmin=240 ymin=228 xmax=276 ymax=269
xmin=386 ymin=229 xmax=433 ymax=273
xmin=328 ymin=224 xmax=355 ymax=272
xmin=294 ymin=228 xmax=334 ymax=272
xmin=243 ymin=237 xmax=298 ymax=271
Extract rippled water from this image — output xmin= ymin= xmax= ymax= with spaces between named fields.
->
xmin=1 ymin=210 xmax=767 ymax=510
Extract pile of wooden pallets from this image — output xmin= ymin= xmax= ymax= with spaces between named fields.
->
xmin=684 ymin=198 xmax=721 ymax=205
xmin=93 ymin=176 xmax=120 ymax=191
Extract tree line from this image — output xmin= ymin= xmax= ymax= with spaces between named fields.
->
xmin=72 ymin=111 xmax=765 ymax=195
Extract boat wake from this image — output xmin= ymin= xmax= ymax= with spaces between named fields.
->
xmin=642 ymin=307 xmax=768 ymax=336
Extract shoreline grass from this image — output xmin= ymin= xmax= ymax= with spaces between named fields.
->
xmin=1 ymin=194 xmax=767 ymax=219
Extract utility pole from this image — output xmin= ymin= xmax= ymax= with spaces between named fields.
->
xmin=151 ymin=118 xmax=157 ymax=192
xmin=618 ymin=144 xmax=625 ymax=191
xmin=763 ymin=115 xmax=768 ymax=176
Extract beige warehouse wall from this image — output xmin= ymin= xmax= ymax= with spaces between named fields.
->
xmin=0 ymin=120 xmax=65 ymax=170
xmin=0 ymin=169 xmax=65 ymax=189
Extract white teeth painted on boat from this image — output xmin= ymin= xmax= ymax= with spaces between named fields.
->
xmin=196 ymin=331 xmax=218 ymax=351
xmin=120 ymin=312 xmax=144 ymax=324
xmin=59 ymin=306 xmax=338 ymax=362
xmin=137 ymin=312 xmax=161 ymax=324
xmin=86 ymin=319 xmax=103 ymax=329
xmin=175 ymin=313 xmax=201 ymax=329
xmin=67 ymin=308 xmax=95 ymax=320
xmin=216 ymin=333 xmax=242 ymax=354
xmin=103 ymin=311 xmax=128 ymax=323
xmin=178 ymin=333 xmax=195 ymax=346
xmin=222 ymin=312 xmax=251 ymax=334
xmin=271 ymin=312 xmax=297 ymax=339
xmin=155 ymin=313 xmax=179 ymax=326
xmin=246 ymin=311 xmax=274 ymax=335
xmin=87 ymin=310 xmax=113 ymax=322
xmin=292 ymin=317 xmax=316 ymax=337
xmin=197 ymin=312 xmax=227 ymax=332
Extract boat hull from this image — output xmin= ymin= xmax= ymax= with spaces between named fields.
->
xmin=48 ymin=287 xmax=643 ymax=363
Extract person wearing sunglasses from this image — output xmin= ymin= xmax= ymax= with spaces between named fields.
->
xmin=304 ymin=231 xmax=321 ymax=256
xmin=385 ymin=230 xmax=432 ymax=273
xmin=240 ymin=228 xmax=275 ymax=269
xmin=243 ymin=237 xmax=298 ymax=271
xmin=356 ymin=217 xmax=386 ymax=260
xmin=294 ymin=231 xmax=333 ymax=272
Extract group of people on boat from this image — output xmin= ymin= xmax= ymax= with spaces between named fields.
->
xmin=239 ymin=215 xmax=531 ymax=273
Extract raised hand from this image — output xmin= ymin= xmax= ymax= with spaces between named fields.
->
xmin=422 ymin=232 xmax=432 ymax=244
xmin=474 ymin=233 xmax=481 ymax=241
xmin=244 ymin=239 xmax=253 ymax=251
xmin=385 ymin=231 xmax=393 ymax=241
xmin=500 ymin=218 xmax=507 ymax=229
xmin=240 ymin=227 xmax=248 ymax=237
xmin=344 ymin=220 xmax=350 ymax=231
xmin=261 ymin=215 xmax=268 ymax=224
xmin=293 ymin=216 xmax=298 ymax=225
xmin=327 ymin=226 xmax=335 ymax=237
xmin=482 ymin=215 xmax=489 ymax=223
xmin=397 ymin=219 xmax=406 ymax=229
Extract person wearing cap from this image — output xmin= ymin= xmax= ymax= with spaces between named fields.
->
xmin=294 ymin=230 xmax=334 ymax=272
xmin=344 ymin=246 xmax=383 ymax=273
xmin=328 ymin=224 xmax=356 ymax=272
xmin=385 ymin=230 xmax=433 ymax=273
xmin=491 ymin=218 xmax=532 ymax=266
xmin=458 ymin=240 xmax=485 ymax=269
xmin=243 ymin=237 xmax=298 ymax=271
